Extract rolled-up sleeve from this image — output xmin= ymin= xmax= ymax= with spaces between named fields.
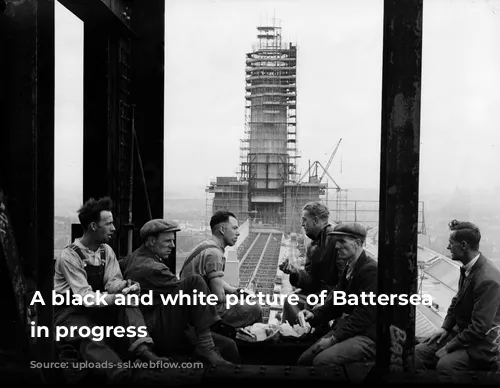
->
xmin=204 ymin=249 xmax=225 ymax=281
xmin=103 ymin=247 xmax=126 ymax=294
xmin=55 ymin=250 xmax=115 ymax=307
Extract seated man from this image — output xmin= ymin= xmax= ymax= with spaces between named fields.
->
xmin=120 ymin=219 xmax=237 ymax=364
xmin=296 ymin=223 xmax=377 ymax=367
xmin=279 ymin=201 xmax=342 ymax=325
xmin=415 ymin=219 xmax=500 ymax=371
xmin=179 ymin=210 xmax=262 ymax=329
xmin=54 ymin=197 xmax=166 ymax=384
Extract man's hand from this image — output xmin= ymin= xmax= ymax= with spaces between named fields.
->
xmin=235 ymin=287 xmax=249 ymax=296
xmin=423 ymin=328 xmax=449 ymax=345
xmin=297 ymin=309 xmax=314 ymax=325
xmin=236 ymin=287 xmax=255 ymax=297
xmin=435 ymin=347 xmax=449 ymax=359
xmin=279 ymin=258 xmax=298 ymax=275
xmin=312 ymin=335 xmax=337 ymax=355
xmin=122 ymin=279 xmax=141 ymax=295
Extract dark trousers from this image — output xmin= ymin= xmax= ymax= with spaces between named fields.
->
xmin=297 ymin=333 xmax=376 ymax=367
xmin=217 ymin=300 xmax=263 ymax=329
xmin=54 ymin=305 xmax=152 ymax=380
xmin=415 ymin=333 xmax=497 ymax=371
xmin=142 ymin=274 xmax=221 ymax=355
xmin=282 ymin=292 xmax=310 ymax=325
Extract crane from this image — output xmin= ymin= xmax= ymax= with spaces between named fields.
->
xmin=319 ymin=138 xmax=342 ymax=183
xmin=298 ymin=138 xmax=342 ymax=189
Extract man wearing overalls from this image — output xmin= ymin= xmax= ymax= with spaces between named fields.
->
xmin=54 ymin=197 xmax=166 ymax=383
xmin=180 ymin=210 xmax=262 ymax=329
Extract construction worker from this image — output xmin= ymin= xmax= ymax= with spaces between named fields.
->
xmin=179 ymin=210 xmax=262 ymax=330
xmin=296 ymin=222 xmax=377 ymax=367
xmin=54 ymin=197 xmax=167 ymax=383
xmin=120 ymin=219 xmax=236 ymax=364
xmin=280 ymin=201 xmax=344 ymax=325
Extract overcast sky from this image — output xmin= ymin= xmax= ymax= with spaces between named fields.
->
xmin=55 ymin=0 xmax=500 ymax=207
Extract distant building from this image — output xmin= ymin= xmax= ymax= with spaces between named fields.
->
xmin=54 ymin=216 xmax=71 ymax=259
xmin=207 ymin=24 xmax=326 ymax=233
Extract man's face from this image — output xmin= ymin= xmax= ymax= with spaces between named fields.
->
xmin=151 ymin=231 xmax=176 ymax=260
xmin=335 ymin=236 xmax=359 ymax=262
xmin=332 ymin=236 xmax=347 ymax=271
xmin=447 ymin=235 xmax=465 ymax=262
xmin=221 ymin=216 xmax=240 ymax=247
xmin=93 ymin=210 xmax=115 ymax=244
xmin=301 ymin=210 xmax=320 ymax=239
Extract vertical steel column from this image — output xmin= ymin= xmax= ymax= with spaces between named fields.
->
xmin=82 ymin=22 xmax=112 ymax=207
xmin=35 ymin=0 xmax=56 ymax=369
xmin=0 ymin=0 xmax=55 ymax=371
xmin=130 ymin=0 xmax=166 ymax=263
xmin=376 ymin=0 xmax=423 ymax=377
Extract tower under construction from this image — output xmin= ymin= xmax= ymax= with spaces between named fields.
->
xmin=207 ymin=23 xmax=330 ymax=233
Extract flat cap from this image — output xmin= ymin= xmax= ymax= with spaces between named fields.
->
xmin=328 ymin=222 xmax=366 ymax=240
xmin=140 ymin=219 xmax=181 ymax=239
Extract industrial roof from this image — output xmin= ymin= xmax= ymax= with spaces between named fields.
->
xmin=425 ymin=257 xmax=460 ymax=291
xmin=416 ymin=304 xmax=442 ymax=339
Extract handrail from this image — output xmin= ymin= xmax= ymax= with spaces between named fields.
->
xmin=238 ymin=233 xmax=261 ymax=270
xmin=247 ymin=233 xmax=273 ymax=288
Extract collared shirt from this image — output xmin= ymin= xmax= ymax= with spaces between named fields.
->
xmin=462 ymin=253 xmax=480 ymax=277
xmin=120 ymin=244 xmax=180 ymax=296
xmin=345 ymin=252 xmax=362 ymax=281
xmin=180 ymin=236 xmax=226 ymax=282
xmin=54 ymin=238 xmax=125 ymax=307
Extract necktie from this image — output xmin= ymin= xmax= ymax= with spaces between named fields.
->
xmin=339 ymin=264 xmax=349 ymax=287
xmin=346 ymin=263 xmax=353 ymax=281
xmin=459 ymin=267 xmax=466 ymax=289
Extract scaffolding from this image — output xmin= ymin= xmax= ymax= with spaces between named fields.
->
xmin=205 ymin=21 xmax=428 ymax=235
xmin=207 ymin=22 xmax=324 ymax=231
xmin=206 ymin=177 xmax=249 ymax=219
xmin=296 ymin=143 xmax=349 ymax=226
xmin=242 ymin=24 xmax=299 ymax=224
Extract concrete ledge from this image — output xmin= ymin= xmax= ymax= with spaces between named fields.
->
xmin=6 ymin=357 xmax=500 ymax=386
xmin=204 ymin=364 xmax=347 ymax=384
xmin=381 ymin=370 xmax=500 ymax=385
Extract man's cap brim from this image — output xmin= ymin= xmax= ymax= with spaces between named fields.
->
xmin=328 ymin=231 xmax=365 ymax=239
xmin=165 ymin=227 xmax=181 ymax=233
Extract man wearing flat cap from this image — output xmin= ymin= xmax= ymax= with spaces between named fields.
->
xmin=296 ymin=222 xmax=378 ymax=368
xmin=120 ymin=218 xmax=239 ymax=365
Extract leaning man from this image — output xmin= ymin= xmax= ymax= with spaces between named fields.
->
xmin=279 ymin=201 xmax=341 ymax=325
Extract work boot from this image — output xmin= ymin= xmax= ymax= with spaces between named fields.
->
xmin=58 ymin=343 xmax=90 ymax=384
xmin=134 ymin=343 xmax=171 ymax=363
xmin=194 ymin=346 xmax=233 ymax=365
